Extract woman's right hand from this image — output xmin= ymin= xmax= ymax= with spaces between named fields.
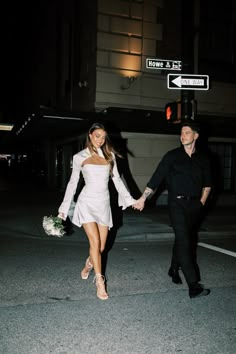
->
xmin=58 ymin=212 xmax=66 ymax=220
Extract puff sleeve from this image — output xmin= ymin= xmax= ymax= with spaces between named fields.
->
xmin=111 ymin=154 xmax=136 ymax=210
xmin=58 ymin=153 xmax=82 ymax=218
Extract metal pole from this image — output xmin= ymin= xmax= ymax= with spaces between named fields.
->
xmin=181 ymin=0 xmax=195 ymax=120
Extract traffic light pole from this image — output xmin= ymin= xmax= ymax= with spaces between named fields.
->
xmin=181 ymin=0 xmax=195 ymax=120
xmin=181 ymin=90 xmax=195 ymax=120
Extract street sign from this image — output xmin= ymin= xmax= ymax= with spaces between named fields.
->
xmin=167 ymin=74 xmax=209 ymax=90
xmin=146 ymin=58 xmax=182 ymax=71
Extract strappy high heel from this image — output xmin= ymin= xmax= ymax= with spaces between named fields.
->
xmin=93 ymin=274 xmax=109 ymax=300
xmin=81 ymin=257 xmax=93 ymax=280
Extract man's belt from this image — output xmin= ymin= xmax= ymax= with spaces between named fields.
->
xmin=176 ymin=195 xmax=199 ymax=200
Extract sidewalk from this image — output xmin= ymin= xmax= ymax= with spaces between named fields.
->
xmin=1 ymin=182 xmax=236 ymax=242
xmin=116 ymin=204 xmax=236 ymax=242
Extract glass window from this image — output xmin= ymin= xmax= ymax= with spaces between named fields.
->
xmin=199 ymin=0 xmax=236 ymax=83
xmin=209 ymin=142 xmax=234 ymax=192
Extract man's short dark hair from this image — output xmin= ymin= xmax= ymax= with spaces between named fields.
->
xmin=181 ymin=120 xmax=200 ymax=133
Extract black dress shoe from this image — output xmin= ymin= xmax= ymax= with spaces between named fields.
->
xmin=168 ymin=267 xmax=182 ymax=284
xmin=189 ymin=285 xmax=211 ymax=299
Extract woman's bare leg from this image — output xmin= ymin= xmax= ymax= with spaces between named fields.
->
xmin=98 ymin=224 xmax=109 ymax=253
xmin=83 ymin=223 xmax=109 ymax=272
xmin=82 ymin=222 xmax=109 ymax=299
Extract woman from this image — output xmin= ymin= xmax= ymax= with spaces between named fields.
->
xmin=58 ymin=122 xmax=136 ymax=300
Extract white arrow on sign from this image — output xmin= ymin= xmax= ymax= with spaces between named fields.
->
xmin=172 ymin=76 xmax=204 ymax=88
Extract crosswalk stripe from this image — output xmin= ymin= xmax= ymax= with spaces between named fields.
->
xmin=198 ymin=242 xmax=236 ymax=258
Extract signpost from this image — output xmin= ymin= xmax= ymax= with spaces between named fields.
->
xmin=146 ymin=59 xmax=210 ymax=120
xmin=167 ymin=74 xmax=209 ymax=90
xmin=146 ymin=58 xmax=182 ymax=71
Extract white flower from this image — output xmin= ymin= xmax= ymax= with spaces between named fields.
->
xmin=42 ymin=216 xmax=66 ymax=238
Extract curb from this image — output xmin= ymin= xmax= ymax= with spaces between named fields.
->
xmin=2 ymin=230 xmax=236 ymax=243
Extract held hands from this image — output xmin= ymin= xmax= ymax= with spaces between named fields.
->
xmin=132 ymin=187 xmax=153 ymax=211
xmin=132 ymin=197 xmax=145 ymax=211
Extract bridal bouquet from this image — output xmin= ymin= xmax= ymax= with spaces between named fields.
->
xmin=42 ymin=215 xmax=66 ymax=238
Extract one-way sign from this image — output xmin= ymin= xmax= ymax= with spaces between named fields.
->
xmin=168 ymin=74 xmax=209 ymax=90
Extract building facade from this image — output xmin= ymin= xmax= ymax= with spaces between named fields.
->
xmin=10 ymin=0 xmax=236 ymax=202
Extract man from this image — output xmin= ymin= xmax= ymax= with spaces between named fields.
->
xmin=134 ymin=121 xmax=211 ymax=298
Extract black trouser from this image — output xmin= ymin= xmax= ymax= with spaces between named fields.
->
xmin=169 ymin=198 xmax=203 ymax=288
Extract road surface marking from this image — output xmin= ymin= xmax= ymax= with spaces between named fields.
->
xmin=198 ymin=242 xmax=236 ymax=258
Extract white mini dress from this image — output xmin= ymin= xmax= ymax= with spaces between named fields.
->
xmin=58 ymin=148 xmax=135 ymax=229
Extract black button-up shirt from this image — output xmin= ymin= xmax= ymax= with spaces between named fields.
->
xmin=147 ymin=146 xmax=211 ymax=199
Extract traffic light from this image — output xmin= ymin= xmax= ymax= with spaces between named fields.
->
xmin=165 ymin=101 xmax=181 ymax=123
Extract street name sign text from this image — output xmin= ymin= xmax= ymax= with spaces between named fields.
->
xmin=146 ymin=58 xmax=182 ymax=71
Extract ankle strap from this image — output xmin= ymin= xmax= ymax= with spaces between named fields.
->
xmin=93 ymin=274 xmax=105 ymax=283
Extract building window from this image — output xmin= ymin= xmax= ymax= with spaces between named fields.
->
xmin=209 ymin=143 xmax=234 ymax=192
xmin=199 ymin=0 xmax=236 ymax=83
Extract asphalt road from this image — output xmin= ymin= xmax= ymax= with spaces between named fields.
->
xmin=1 ymin=235 xmax=236 ymax=354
